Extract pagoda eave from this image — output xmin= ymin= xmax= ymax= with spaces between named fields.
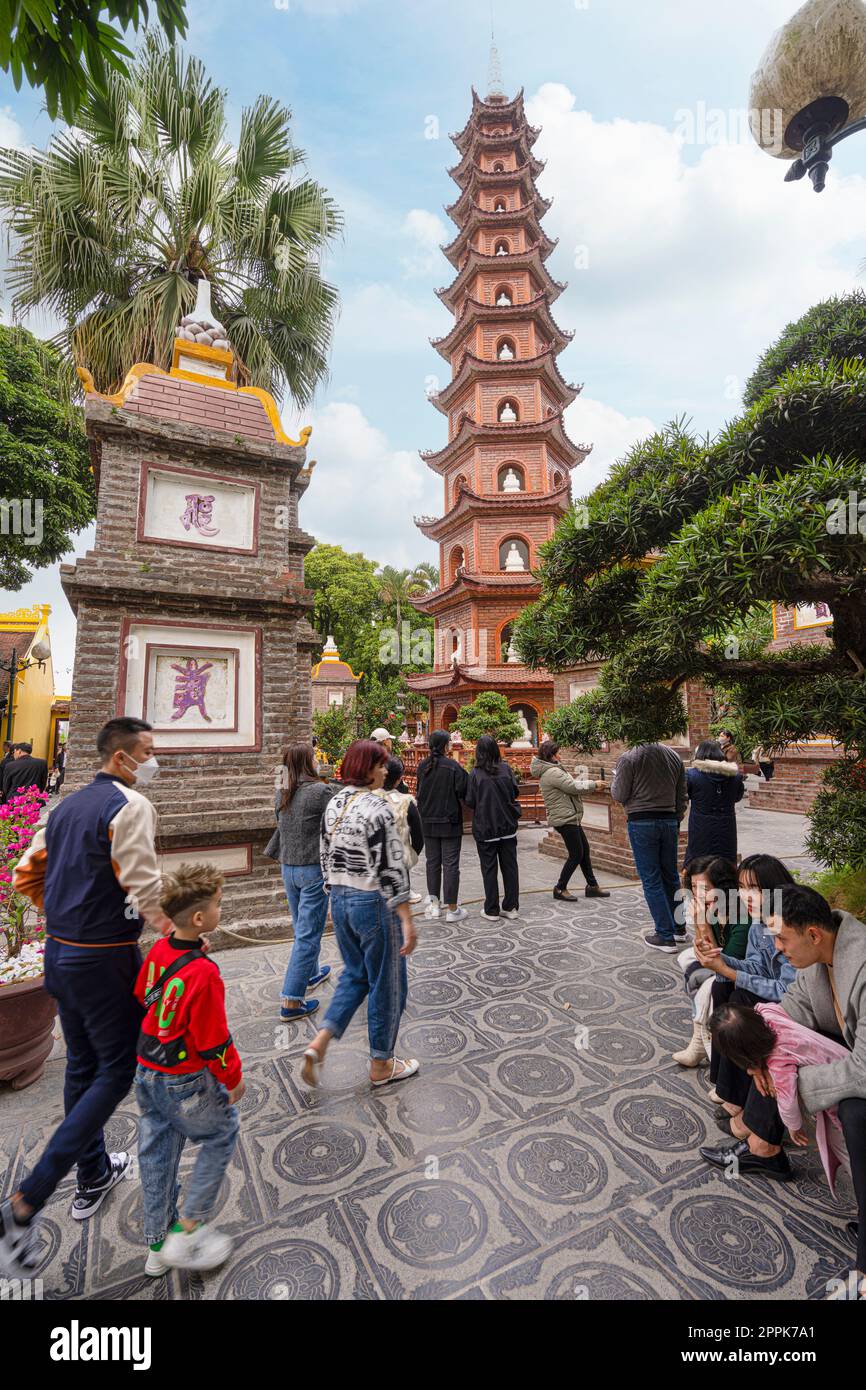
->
xmin=411 ymin=571 xmax=542 ymax=614
xmin=432 ymin=348 xmax=581 ymax=414
xmin=420 ymin=415 xmax=592 ymax=475
xmin=413 ymin=479 xmax=571 ymax=541
xmin=405 ymin=663 xmax=554 ymax=695
xmin=431 ymin=292 xmax=574 ymax=361
xmin=436 ymin=245 xmax=564 ymax=313
xmin=445 ymin=172 xmax=551 ymax=224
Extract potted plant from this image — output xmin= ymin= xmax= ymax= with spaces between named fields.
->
xmin=0 ymin=786 xmax=56 ymax=1090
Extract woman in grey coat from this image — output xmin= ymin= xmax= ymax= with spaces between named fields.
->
xmin=265 ymin=743 xmax=335 ymax=1022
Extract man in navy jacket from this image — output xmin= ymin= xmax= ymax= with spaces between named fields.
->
xmin=0 ymin=717 xmax=172 ymax=1279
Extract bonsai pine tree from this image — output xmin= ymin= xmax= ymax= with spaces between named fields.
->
xmin=453 ymin=691 xmax=524 ymax=746
xmin=515 ymin=292 xmax=866 ymax=869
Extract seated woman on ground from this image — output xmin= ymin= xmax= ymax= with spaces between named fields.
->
xmin=672 ymin=856 xmax=751 ymax=1068
xmin=710 ymin=1001 xmax=851 ymax=1194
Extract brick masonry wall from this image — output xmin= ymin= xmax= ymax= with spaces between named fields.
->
xmin=60 ymin=396 xmax=319 ymax=930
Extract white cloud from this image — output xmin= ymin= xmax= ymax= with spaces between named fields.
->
xmin=566 ymin=396 xmax=657 ymax=496
xmin=336 ymin=281 xmax=448 ymax=358
xmin=527 ymin=83 xmax=866 ymax=421
xmin=296 ymin=401 xmax=440 ymax=568
xmin=401 ymin=208 xmax=449 ymax=278
xmin=0 ymin=107 xmax=26 ymax=149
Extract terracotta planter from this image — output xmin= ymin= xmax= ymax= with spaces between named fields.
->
xmin=0 ymin=974 xmax=57 ymax=1090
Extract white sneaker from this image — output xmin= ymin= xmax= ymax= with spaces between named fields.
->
xmin=502 ymin=908 xmax=520 ymax=920
xmin=482 ymin=910 xmax=501 ymax=921
xmin=409 ymin=891 xmax=423 ymax=904
xmin=0 ymin=1199 xmax=38 ymax=1279
xmin=445 ymin=906 xmax=467 ymax=922
xmin=144 ymin=1247 xmax=170 ymax=1278
xmin=424 ymin=899 xmax=441 ymax=919
xmin=160 ymin=1224 xmax=233 ymax=1271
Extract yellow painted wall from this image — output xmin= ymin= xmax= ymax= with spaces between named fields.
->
xmin=1 ymin=605 xmax=56 ymax=761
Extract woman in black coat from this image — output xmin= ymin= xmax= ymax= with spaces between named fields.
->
xmin=415 ymin=730 xmax=469 ymax=921
xmin=465 ymin=735 xmax=521 ymax=920
xmin=684 ymin=739 xmax=745 ymax=867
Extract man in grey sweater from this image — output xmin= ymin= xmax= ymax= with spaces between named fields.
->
xmin=701 ymin=884 xmax=866 ymax=1297
xmin=611 ymin=741 xmax=687 ymax=953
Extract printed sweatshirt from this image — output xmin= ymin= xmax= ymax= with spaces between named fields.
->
xmin=135 ymin=935 xmax=243 ymax=1091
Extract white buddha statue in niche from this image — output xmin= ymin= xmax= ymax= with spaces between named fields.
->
xmin=498 ymin=401 xmax=517 ymax=423
xmin=501 ymin=468 xmax=522 ymax=492
xmin=504 ymin=542 xmax=526 ymax=572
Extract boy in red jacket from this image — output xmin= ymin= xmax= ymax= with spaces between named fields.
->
xmin=134 ymin=863 xmax=244 ymax=1276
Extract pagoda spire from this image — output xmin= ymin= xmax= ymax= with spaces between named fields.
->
xmin=486 ymin=7 xmax=504 ymax=100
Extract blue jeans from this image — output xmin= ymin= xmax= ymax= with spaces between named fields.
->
xmin=281 ymin=863 xmax=329 ymax=1000
xmin=323 ymin=887 xmax=407 ymax=1059
xmin=20 ymin=937 xmax=143 ymax=1212
xmin=134 ymin=1065 xmax=240 ymax=1245
xmin=627 ymin=817 xmax=680 ymax=943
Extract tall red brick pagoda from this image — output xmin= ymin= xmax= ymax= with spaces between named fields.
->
xmin=407 ymin=64 xmax=590 ymax=743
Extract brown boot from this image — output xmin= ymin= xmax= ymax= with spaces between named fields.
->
xmin=585 ymin=885 xmax=610 ymax=898
xmin=553 ymin=887 xmax=578 ymax=902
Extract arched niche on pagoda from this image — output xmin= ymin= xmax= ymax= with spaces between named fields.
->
xmin=499 ymin=535 xmax=530 ymax=571
xmin=497 ymin=397 xmax=520 ymax=423
xmin=493 ymin=284 xmax=513 ymax=306
xmin=441 ymin=704 xmax=459 ymax=731
xmin=509 ymin=700 xmax=541 ymax=747
xmin=493 ymin=198 xmax=507 ymax=213
xmin=496 ymin=335 xmax=517 ymax=361
xmin=494 ymin=238 xmax=510 ymax=256
xmin=497 ymin=462 xmax=525 ymax=491
xmin=552 ymin=468 xmax=565 ymax=489
xmin=497 ymin=616 xmax=520 ymax=663
xmin=448 ymin=544 xmax=465 ymax=580
xmin=492 ymin=161 xmax=505 ymax=173
xmin=452 ymin=472 xmax=469 ymax=505
xmin=441 ymin=626 xmax=463 ymax=664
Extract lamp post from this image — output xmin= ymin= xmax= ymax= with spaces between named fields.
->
xmin=750 ymin=0 xmax=866 ymax=191
xmin=0 ymin=641 xmax=51 ymax=743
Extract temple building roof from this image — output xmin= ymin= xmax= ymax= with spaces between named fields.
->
xmin=446 ymin=170 xmax=551 ymax=225
xmin=311 ymin=635 xmax=362 ymax=684
xmin=442 ymin=206 xmax=557 ymax=269
xmin=77 ymin=279 xmax=311 ymax=454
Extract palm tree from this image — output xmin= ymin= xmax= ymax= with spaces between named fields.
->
xmin=0 ymin=31 xmax=341 ymax=404
xmin=378 ymin=565 xmax=435 ymax=634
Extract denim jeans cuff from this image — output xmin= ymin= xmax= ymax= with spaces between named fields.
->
xmin=370 ymin=1048 xmax=392 ymax=1060
xmin=321 ymin=1011 xmax=345 ymax=1040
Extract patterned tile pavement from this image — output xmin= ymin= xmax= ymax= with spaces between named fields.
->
xmin=0 ymin=883 xmax=858 ymax=1301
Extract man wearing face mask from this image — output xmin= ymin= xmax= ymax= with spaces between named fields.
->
xmin=0 ymin=719 xmax=172 ymax=1278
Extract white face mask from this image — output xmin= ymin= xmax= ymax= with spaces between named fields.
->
xmin=120 ymin=751 xmax=159 ymax=785
xmin=134 ymin=755 xmax=160 ymax=786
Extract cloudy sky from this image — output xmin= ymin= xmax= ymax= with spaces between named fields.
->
xmin=2 ymin=0 xmax=865 ymax=683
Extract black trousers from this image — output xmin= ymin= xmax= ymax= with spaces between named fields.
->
xmin=424 ymin=834 xmax=462 ymax=905
xmin=554 ymin=823 xmax=598 ymax=890
xmin=476 ymin=836 xmax=519 ymax=915
xmin=838 ymin=1098 xmax=866 ymax=1274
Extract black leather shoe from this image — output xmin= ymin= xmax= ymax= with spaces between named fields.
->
xmin=699 ymin=1137 xmax=794 ymax=1179
xmin=585 ymin=885 xmax=610 ymax=897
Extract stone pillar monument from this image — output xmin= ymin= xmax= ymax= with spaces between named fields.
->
xmin=60 ymin=283 xmax=319 ymax=935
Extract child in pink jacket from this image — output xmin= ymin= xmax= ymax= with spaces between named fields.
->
xmin=710 ymin=1001 xmax=851 ymax=1196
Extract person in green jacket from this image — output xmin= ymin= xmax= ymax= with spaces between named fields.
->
xmin=673 ymin=855 xmax=752 ymax=1067
xmin=530 ymin=741 xmax=610 ymax=901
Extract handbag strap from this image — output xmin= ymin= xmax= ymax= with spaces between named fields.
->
xmin=143 ymin=948 xmax=203 ymax=1011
